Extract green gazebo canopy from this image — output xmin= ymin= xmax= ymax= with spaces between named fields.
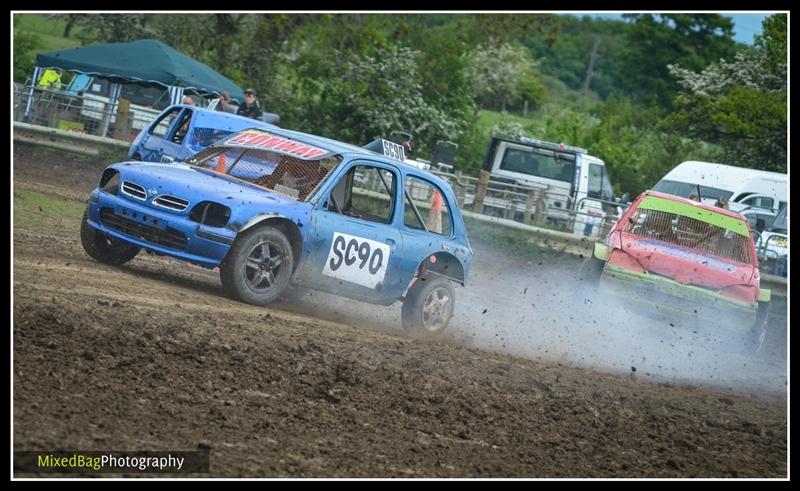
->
xmin=36 ymin=39 xmax=245 ymax=103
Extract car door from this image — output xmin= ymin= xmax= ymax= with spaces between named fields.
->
xmin=293 ymin=160 xmax=405 ymax=304
xmin=574 ymin=161 xmax=610 ymax=237
xmin=398 ymin=174 xmax=457 ymax=281
xmin=137 ymin=107 xmax=188 ymax=163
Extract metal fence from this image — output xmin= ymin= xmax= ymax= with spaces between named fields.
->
xmin=13 ymin=80 xmax=625 ymax=239
xmin=14 ymin=83 xmax=161 ymax=143
xmin=755 ymin=234 xmax=788 ymax=277
xmin=426 ymin=169 xmax=627 ymax=240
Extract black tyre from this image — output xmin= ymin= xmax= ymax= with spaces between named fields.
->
xmin=80 ymin=209 xmax=140 ymax=265
xmin=401 ymin=276 xmax=456 ymax=337
xmin=718 ymin=301 xmax=770 ymax=355
xmin=219 ymin=226 xmax=293 ymax=305
xmin=578 ymin=256 xmax=605 ymax=290
xmin=747 ymin=301 xmax=771 ymax=355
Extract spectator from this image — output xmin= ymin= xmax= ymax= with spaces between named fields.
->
xmin=37 ymin=69 xmax=63 ymax=90
xmin=237 ymin=88 xmax=263 ymax=120
xmin=182 ymin=96 xmax=195 ymax=106
xmin=714 ymin=196 xmax=730 ymax=210
xmin=217 ymin=91 xmax=237 ymax=114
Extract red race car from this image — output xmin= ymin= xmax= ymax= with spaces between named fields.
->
xmin=579 ymin=191 xmax=771 ymax=354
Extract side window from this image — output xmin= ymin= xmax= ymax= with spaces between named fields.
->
xmin=326 ymin=165 xmax=395 ymax=224
xmin=170 ymin=110 xmax=192 ymax=144
xmin=150 ymin=107 xmax=181 ymax=137
xmin=404 ymin=176 xmax=453 ymax=236
xmin=500 ymin=149 xmax=538 ymax=174
xmin=190 ymin=128 xmax=234 ymax=148
xmin=742 ymin=196 xmax=774 ymax=210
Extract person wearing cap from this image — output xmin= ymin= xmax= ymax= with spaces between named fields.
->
xmin=237 ymin=88 xmax=263 ymax=120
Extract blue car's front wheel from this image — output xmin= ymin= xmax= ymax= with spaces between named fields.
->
xmin=220 ymin=225 xmax=293 ymax=305
xmin=80 ymin=209 xmax=140 ymax=266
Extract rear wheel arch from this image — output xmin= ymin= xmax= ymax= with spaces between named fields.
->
xmin=413 ymin=251 xmax=465 ymax=286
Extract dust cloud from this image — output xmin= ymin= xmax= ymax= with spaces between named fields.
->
xmin=275 ymin=242 xmax=787 ymax=395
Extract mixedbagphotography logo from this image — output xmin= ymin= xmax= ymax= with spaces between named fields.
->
xmin=14 ymin=450 xmax=210 ymax=475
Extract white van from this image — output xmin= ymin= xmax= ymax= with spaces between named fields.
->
xmin=653 ymin=161 xmax=787 ymax=212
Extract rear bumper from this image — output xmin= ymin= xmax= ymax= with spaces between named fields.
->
xmin=600 ymin=263 xmax=758 ymax=332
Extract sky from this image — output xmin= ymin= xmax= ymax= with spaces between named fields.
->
xmin=567 ymin=12 xmax=774 ymax=45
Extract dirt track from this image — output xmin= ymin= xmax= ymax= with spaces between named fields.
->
xmin=12 ymin=145 xmax=787 ymax=477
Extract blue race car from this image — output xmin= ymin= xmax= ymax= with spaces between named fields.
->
xmin=128 ymin=104 xmax=279 ymax=164
xmin=82 ymin=128 xmax=473 ymax=334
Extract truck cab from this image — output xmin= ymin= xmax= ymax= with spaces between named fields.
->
xmin=481 ymin=136 xmax=615 ymax=236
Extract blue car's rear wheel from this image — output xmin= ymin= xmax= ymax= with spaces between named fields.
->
xmin=80 ymin=209 xmax=140 ymax=265
xmin=220 ymin=226 xmax=293 ymax=305
xmin=402 ymin=276 xmax=455 ymax=337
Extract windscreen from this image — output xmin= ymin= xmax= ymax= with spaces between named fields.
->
xmin=499 ymin=147 xmax=576 ymax=183
xmin=652 ymin=180 xmax=734 ymax=201
xmin=187 ymin=146 xmax=341 ymax=201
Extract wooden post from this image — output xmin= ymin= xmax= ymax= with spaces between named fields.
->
xmin=534 ymin=191 xmax=546 ymax=224
xmin=473 ymin=169 xmax=491 ymax=214
xmin=525 ymin=189 xmax=536 ymax=223
xmin=508 ymin=197 xmax=518 ymax=221
xmin=111 ymin=98 xmax=132 ymax=141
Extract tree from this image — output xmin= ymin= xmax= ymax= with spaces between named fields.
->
xmin=617 ymin=14 xmax=737 ymax=108
xmin=74 ymin=14 xmax=153 ymax=44
xmin=668 ymin=14 xmax=787 ymax=173
xmin=524 ymin=16 xmax=627 ymax=101
xmin=13 ymin=17 xmax=42 ymax=81
xmin=62 ymin=14 xmax=79 ymax=38
xmin=508 ymin=97 xmax=723 ymax=196
xmin=466 ymin=41 xmax=545 ymax=112
xmin=280 ymin=46 xmax=466 ymax=158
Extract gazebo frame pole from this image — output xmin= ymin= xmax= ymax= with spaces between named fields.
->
xmin=169 ymin=86 xmax=185 ymax=105
xmin=23 ymin=66 xmax=42 ymax=122
xmin=99 ymin=82 xmax=121 ymax=137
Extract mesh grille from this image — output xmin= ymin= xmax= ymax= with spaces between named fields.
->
xmin=100 ymin=208 xmax=188 ymax=251
xmin=187 ymin=146 xmax=341 ymax=201
xmin=153 ymin=195 xmax=190 ymax=212
xmin=121 ymin=181 xmax=147 ymax=200
xmin=623 ymin=208 xmax=752 ymax=264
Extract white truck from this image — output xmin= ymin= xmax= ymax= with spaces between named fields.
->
xmin=479 ymin=135 xmax=617 ymax=236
